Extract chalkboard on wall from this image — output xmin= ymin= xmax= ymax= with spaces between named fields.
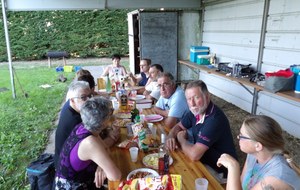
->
xmin=140 ymin=12 xmax=178 ymax=79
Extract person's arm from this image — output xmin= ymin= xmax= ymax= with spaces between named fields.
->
xmin=165 ymin=122 xmax=184 ymax=151
xmin=153 ymin=106 xmax=169 ymax=117
xmin=177 ymin=130 xmax=209 ymax=161
xmin=101 ymin=66 xmax=109 ymax=77
xmin=78 ymin=135 xmax=121 ymax=181
xmin=217 ymin=153 xmax=242 ymax=190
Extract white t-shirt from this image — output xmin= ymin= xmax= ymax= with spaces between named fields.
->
xmin=145 ymin=81 xmax=160 ymax=100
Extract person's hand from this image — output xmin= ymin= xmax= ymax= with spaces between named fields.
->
xmin=217 ymin=153 xmax=239 ymax=169
xmin=165 ymin=137 xmax=178 ymax=151
xmin=94 ymin=166 xmax=107 ymax=188
xmin=108 ymin=125 xmax=120 ymax=142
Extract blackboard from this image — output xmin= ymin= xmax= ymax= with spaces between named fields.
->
xmin=140 ymin=12 xmax=178 ymax=79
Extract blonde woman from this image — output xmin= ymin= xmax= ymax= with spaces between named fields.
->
xmin=217 ymin=115 xmax=300 ymax=190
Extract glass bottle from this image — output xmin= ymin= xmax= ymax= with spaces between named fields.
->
xmin=158 ymin=144 xmax=169 ymax=175
xmin=131 ymin=101 xmax=139 ymax=122
xmin=105 ymin=76 xmax=112 ymax=93
xmin=119 ymin=89 xmax=128 ymax=112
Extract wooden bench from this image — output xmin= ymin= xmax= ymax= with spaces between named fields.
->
xmin=46 ymin=51 xmax=68 ymax=68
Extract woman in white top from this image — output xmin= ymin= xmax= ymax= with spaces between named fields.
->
xmin=102 ymin=54 xmax=127 ymax=79
xmin=217 ymin=115 xmax=300 ymax=190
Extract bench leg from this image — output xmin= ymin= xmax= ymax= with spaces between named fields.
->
xmin=63 ymin=57 xmax=66 ymax=66
xmin=48 ymin=57 xmax=51 ymax=68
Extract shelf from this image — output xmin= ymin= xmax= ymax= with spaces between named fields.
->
xmin=178 ymin=60 xmax=300 ymax=104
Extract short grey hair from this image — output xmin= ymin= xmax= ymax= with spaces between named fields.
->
xmin=186 ymin=80 xmax=209 ymax=95
xmin=158 ymin=72 xmax=176 ymax=85
xmin=80 ymin=97 xmax=112 ymax=132
xmin=67 ymin=81 xmax=90 ymax=99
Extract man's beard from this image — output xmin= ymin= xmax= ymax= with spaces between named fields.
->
xmin=190 ymin=100 xmax=208 ymax=116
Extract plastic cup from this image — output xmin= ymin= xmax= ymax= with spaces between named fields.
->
xmin=129 ymin=147 xmax=139 ymax=162
xmin=112 ymin=100 xmax=119 ymax=110
xmin=195 ymin=178 xmax=208 ymax=190
xmin=131 ymin=90 xmax=137 ymax=98
xmin=147 ymin=123 xmax=156 ymax=137
xmin=97 ymin=78 xmax=106 ymax=90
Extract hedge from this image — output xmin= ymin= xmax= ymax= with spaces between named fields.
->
xmin=0 ymin=9 xmax=129 ymax=62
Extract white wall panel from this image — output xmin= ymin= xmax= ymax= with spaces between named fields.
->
xmin=201 ymin=0 xmax=300 ymax=137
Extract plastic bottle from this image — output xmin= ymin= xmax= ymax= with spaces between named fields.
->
xmin=105 ymin=76 xmax=112 ymax=93
xmin=158 ymin=144 xmax=169 ymax=175
xmin=131 ymin=101 xmax=139 ymax=122
xmin=115 ymin=73 xmax=120 ymax=91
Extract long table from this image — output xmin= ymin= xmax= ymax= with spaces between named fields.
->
xmin=108 ymin=108 xmax=224 ymax=190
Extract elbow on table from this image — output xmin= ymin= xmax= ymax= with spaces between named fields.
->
xmin=108 ymin=171 xmax=122 ymax=181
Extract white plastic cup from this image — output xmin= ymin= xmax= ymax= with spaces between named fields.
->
xmin=131 ymin=90 xmax=137 ymax=98
xmin=195 ymin=178 xmax=208 ymax=190
xmin=161 ymin=133 xmax=166 ymax=144
xmin=112 ymin=100 xmax=119 ymax=110
xmin=129 ymin=147 xmax=139 ymax=162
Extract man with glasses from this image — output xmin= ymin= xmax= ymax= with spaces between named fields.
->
xmin=153 ymin=72 xmax=189 ymax=129
xmin=165 ymin=80 xmax=237 ymax=178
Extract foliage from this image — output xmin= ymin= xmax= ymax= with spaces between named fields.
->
xmin=0 ymin=10 xmax=129 ymax=62
xmin=0 ymin=64 xmax=74 ymax=189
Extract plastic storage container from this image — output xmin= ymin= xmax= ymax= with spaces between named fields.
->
xmin=190 ymin=46 xmax=209 ymax=63
xmin=197 ymin=55 xmax=211 ymax=65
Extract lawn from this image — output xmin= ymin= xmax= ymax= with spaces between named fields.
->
xmin=0 ymin=63 xmax=74 ymax=189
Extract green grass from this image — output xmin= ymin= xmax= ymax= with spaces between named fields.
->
xmin=0 ymin=64 xmax=74 ymax=189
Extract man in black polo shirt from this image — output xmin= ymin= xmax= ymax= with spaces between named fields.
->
xmin=165 ymin=80 xmax=237 ymax=177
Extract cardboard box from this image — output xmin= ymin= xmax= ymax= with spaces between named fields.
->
xmin=190 ymin=46 xmax=209 ymax=63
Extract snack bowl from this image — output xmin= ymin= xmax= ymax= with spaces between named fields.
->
xmin=126 ymin=168 xmax=159 ymax=180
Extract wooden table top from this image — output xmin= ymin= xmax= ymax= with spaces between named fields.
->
xmin=108 ymin=108 xmax=224 ymax=190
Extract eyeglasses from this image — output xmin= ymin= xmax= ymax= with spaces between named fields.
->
xmin=157 ymin=83 xmax=172 ymax=88
xmin=72 ymin=94 xmax=93 ymax=101
xmin=237 ymin=134 xmax=253 ymax=141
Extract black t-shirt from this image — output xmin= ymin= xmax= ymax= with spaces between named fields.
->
xmin=181 ymin=102 xmax=237 ymax=176
xmin=54 ymin=100 xmax=82 ymax=168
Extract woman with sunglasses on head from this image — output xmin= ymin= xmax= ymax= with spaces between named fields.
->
xmin=55 ymin=97 xmax=121 ymax=189
xmin=217 ymin=115 xmax=300 ymax=190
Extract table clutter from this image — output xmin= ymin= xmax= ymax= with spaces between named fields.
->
xmin=109 ymin=106 xmax=224 ymax=190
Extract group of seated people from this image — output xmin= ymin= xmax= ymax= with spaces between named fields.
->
xmin=53 ymin=55 xmax=300 ymax=190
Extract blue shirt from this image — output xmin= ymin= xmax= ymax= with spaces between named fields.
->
xmin=138 ymin=72 xmax=149 ymax=86
xmin=242 ymin=154 xmax=300 ymax=189
xmin=155 ymin=86 xmax=189 ymax=119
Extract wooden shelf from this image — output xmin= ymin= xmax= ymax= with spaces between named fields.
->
xmin=179 ymin=60 xmax=300 ymax=103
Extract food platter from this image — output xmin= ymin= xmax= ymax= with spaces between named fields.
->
xmin=115 ymin=112 xmax=131 ymax=119
xmin=113 ymin=119 xmax=131 ymax=128
xmin=144 ymin=114 xmax=163 ymax=122
xmin=129 ymin=95 xmax=145 ymax=101
xmin=142 ymin=153 xmax=173 ymax=169
xmin=126 ymin=168 xmax=159 ymax=180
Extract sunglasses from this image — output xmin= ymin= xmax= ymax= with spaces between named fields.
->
xmin=237 ymin=134 xmax=253 ymax=141
xmin=73 ymin=94 xmax=93 ymax=101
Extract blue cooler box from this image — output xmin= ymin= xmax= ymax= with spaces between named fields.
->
xmin=190 ymin=46 xmax=209 ymax=63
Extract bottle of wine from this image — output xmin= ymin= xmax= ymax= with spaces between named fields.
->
xmin=158 ymin=144 xmax=169 ymax=175
xmin=130 ymin=101 xmax=139 ymax=122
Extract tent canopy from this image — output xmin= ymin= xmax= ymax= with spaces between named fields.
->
xmin=6 ymin=0 xmax=202 ymax=11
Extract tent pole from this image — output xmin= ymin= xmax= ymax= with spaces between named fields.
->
xmin=1 ymin=0 xmax=16 ymax=98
